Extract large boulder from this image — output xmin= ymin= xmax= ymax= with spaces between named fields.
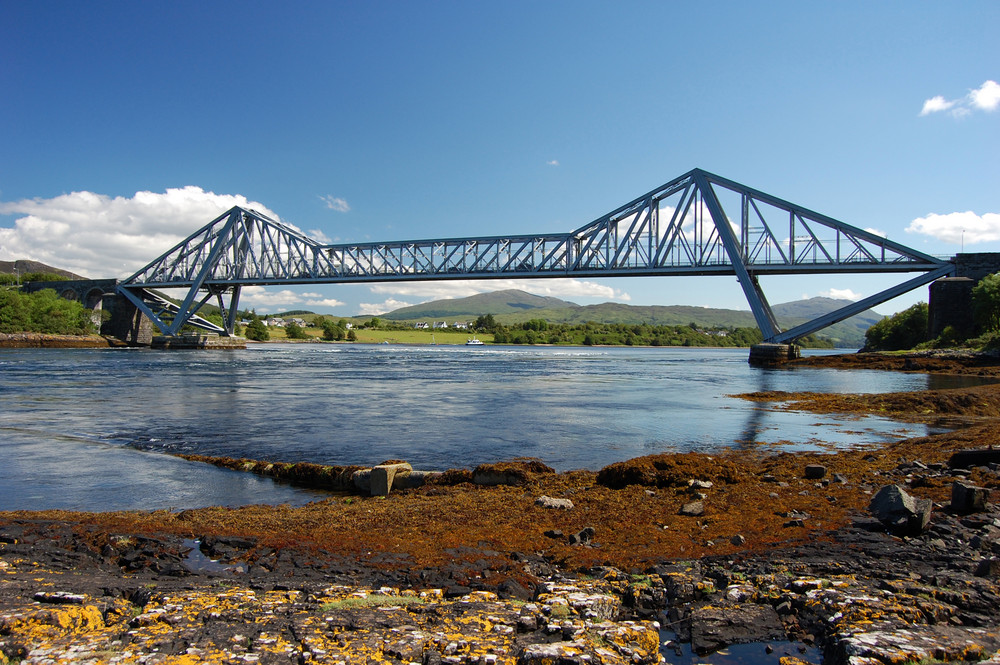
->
xmin=951 ymin=481 xmax=991 ymax=514
xmin=868 ymin=484 xmax=932 ymax=535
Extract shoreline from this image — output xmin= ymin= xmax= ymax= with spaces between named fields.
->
xmin=0 ymin=332 xmax=124 ymax=348
xmin=2 ymin=352 xmax=1000 ymax=663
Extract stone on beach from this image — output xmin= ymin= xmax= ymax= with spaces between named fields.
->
xmin=804 ymin=464 xmax=827 ymax=479
xmin=535 ymin=495 xmax=574 ymax=510
xmin=869 ymin=484 xmax=932 ymax=535
xmin=952 ymin=481 xmax=991 ymax=514
xmin=679 ymin=500 xmax=705 ymax=517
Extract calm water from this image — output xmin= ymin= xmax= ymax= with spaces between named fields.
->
xmin=0 ymin=343 xmax=974 ymax=512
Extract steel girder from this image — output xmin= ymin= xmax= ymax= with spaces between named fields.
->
xmin=118 ymin=169 xmax=954 ymax=342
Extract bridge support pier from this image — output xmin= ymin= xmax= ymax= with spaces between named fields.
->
xmin=748 ymin=343 xmax=800 ymax=367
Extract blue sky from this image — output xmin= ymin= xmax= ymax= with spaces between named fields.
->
xmin=1 ymin=1 xmax=997 ymax=316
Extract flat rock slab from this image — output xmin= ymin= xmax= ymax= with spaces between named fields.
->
xmin=370 ymin=463 xmax=412 ymax=496
xmin=688 ymin=603 xmax=785 ymax=655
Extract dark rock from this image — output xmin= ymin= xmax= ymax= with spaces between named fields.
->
xmin=949 ymin=449 xmax=1000 ymax=469
xmin=951 ymin=481 xmax=991 ymax=514
xmin=543 ymin=529 xmax=564 ymax=539
xmin=497 ymin=579 xmax=533 ymax=601
xmin=975 ymin=558 xmax=1000 ymax=578
xmin=688 ymin=603 xmax=785 ymax=655
xmin=568 ymin=527 xmax=596 ymax=545
xmin=444 ymin=584 xmax=472 ymax=598
xmin=868 ymin=484 xmax=932 ymax=535
xmin=730 ymin=534 xmax=746 ymax=546
xmin=804 ymin=464 xmax=827 ymax=480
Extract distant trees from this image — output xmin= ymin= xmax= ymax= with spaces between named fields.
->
xmin=490 ymin=320 xmax=767 ymax=348
xmin=474 ymin=313 xmax=498 ymax=332
xmin=972 ymin=272 xmax=1000 ymax=334
xmin=0 ymin=288 xmax=94 ymax=335
xmin=863 ymin=303 xmax=928 ymax=351
xmin=284 ymin=321 xmax=308 ymax=339
xmin=321 ymin=317 xmax=346 ymax=341
xmin=244 ymin=313 xmax=270 ymax=341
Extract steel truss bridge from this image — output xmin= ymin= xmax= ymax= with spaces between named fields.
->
xmin=118 ymin=168 xmax=954 ymax=344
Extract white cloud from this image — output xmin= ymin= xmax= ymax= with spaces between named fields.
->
xmin=358 ymin=298 xmax=414 ymax=315
xmin=307 ymin=228 xmax=333 ymax=243
xmin=319 ymin=195 xmax=350 ymax=213
xmin=970 ymin=80 xmax=1000 ymax=112
xmin=818 ymin=288 xmax=862 ymax=301
xmin=0 ymin=187 xmax=279 ymax=278
xmin=906 ymin=210 xmax=1000 ymax=244
xmin=305 ymin=298 xmax=347 ymax=308
xmin=919 ymin=95 xmax=956 ymax=116
xmin=864 ymin=227 xmax=887 ymax=238
xmin=920 ymin=80 xmax=1000 ymax=118
xmin=547 ymin=160 xmax=560 ymax=166
xmin=239 ymin=286 xmax=345 ymax=311
xmin=240 ymin=287 xmax=306 ymax=308
xmin=368 ymin=278 xmax=630 ymax=302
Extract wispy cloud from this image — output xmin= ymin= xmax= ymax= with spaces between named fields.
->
xmin=307 ymin=228 xmax=332 ymax=243
xmin=368 ymin=278 xmax=630 ymax=303
xmin=358 ymin=298 xmax=414 ymax=315
xmin=906 ymin=210 xmax=1000 ymax=244
xmin=546 ymin=159 xmax=560 ymax=166
xmin=818 ymin=288 xmax=862 ymax=301
xmin=0 ymin=187 xmax=279 ymax=278
xmin=305 ymin=297 xmax=347 ymax=308
xmin=319 ymin=195 xmax=351 ymax=212
xmin=239 ymin=287 xmax=345 ymax=311
xmin=920 ymin=80 xmax=1000 ymax=118
xmin=240 ymin=286 xmax=309 ymax=308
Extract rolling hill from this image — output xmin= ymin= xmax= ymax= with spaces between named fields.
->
xmin=0 ymin=259 xmax=84 ymax=280
xmin=382 ymin=289 xmax=883 ymax=348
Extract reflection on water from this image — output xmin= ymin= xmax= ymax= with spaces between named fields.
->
xmin=1 ymin=344 xmax=983 ymax=511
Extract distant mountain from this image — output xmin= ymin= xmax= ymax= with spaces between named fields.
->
xmin=382 ymin=289 xmax=882 ymax=348
xmin=0 ymin=259 xmax=84 ymax=280
xmin=384 ymin=290 xmax=579 ymax=319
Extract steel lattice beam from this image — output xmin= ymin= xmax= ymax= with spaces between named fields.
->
xmin=119 ymin=169 xmax=955 ymax=342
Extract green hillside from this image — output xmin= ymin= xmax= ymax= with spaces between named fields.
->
xmin=382 ymin=289 xmax=882 ymax=348
xmin=384 ymin=290 xmax=578 ymax=318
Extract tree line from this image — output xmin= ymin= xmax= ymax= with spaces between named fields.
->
xmin=864 ymin=272 xmax=1000 ymax=351
xmin=0 ymin=288 xmax=95 ymax=335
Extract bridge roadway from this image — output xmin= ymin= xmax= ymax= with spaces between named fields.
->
xmin=114 ymin=168 xmax=956 ymax=346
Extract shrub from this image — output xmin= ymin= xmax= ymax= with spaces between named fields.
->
xmin=285 ymin=322 xmax=308 ymax=339
xmin=972 ymin=272 xmax=1000 ymax=333
xmin=244 ymin=314 xmax=270 ymax=341
xmin=863 ymin=303 xmax=928 ymax=351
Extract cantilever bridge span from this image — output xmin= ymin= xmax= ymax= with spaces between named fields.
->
xmin=117 ymin=168 xmax=954 ymax=345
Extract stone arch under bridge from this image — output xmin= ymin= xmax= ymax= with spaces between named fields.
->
xmin=19 ymin=278 xmax=152 ymax=343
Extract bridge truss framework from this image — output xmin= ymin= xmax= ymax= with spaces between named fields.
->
xmin=118 ymin=168 xmax=954 ymax=344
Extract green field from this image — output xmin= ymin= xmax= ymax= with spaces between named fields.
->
xmin=264 ymin=326 xmax=490 ymax=345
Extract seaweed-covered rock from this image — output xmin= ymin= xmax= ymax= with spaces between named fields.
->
xmin=596 ymin=453 xmax=745 ymax=489
xmin=473 ymin=459 xmax=555 ymax=486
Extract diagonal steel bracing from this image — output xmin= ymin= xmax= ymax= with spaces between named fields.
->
xmin=119 ymin=168 xmax=954 ymax=343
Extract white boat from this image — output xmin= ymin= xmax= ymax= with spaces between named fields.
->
xmin=465 ymin=337 xmax=484 ymax=346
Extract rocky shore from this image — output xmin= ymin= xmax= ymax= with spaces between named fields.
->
xmin=0 ymin=333 xmax=122 ymax=348
xmin=2 ymin=351 xmax=1000 ymax=664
